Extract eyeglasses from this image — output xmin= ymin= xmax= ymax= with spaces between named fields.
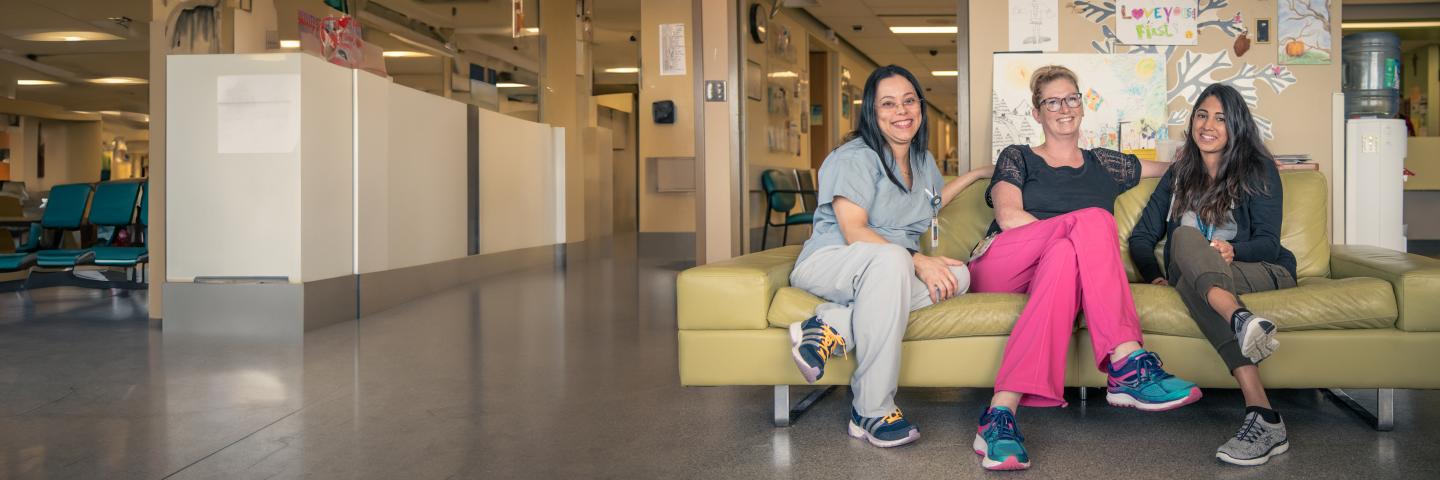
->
xmin=1038 ymin=93 xmax=1084 ymax=112
xmin=877 ymin=96 xmax=920 ymax=113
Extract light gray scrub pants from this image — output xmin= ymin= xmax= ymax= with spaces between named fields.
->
xmin=789 ymin=242 xmax=970 ymax=418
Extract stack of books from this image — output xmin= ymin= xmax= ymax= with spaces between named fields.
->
xmin=1275 ymin=154 xmax=1311 ymax=165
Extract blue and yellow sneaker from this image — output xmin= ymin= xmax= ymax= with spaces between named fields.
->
xmin=1105 ymin=350 xmax=1202 ymax=412
xmin=788 ymin=316 xmax=845 ymax=384
xmin=973 ymin=406 xmax=1029 ymax=470
xmin=849 ymin=407 xmax=920 ymax=448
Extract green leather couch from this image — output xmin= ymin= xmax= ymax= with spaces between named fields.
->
xmin=677 ymin=171 xmax=1440 ymax=428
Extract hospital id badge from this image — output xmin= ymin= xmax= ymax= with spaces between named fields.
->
xmin=927 ymin=189 xmax=941 ymax=249
xmin=930 ymin=217 xmax=939 ymax=249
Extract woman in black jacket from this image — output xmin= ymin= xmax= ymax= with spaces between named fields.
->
xmin=1128 ymin=84 xmax=1294 ymax=467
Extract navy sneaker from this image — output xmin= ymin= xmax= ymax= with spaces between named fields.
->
xmin=848 ymin=407 xmax=920 ymax=448
xmin=1106 ymin=350 xmax=1202 ymax=412
xmin=974 ymin=406 xmax=1029 ymax=470
xmin=788 ymin=316 xmax=845 ymax=384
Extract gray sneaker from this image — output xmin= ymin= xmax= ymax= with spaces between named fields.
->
xmin=1233 ymin=310 xmax=1279 ymax=363
xmin=1217 ymin=411 xmax=1289 ymax=466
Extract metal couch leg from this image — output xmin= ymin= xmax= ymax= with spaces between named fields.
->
xmin=774 ymin=385 xmax=838 ymax=427
xmin=1323 ymin=388 xmax=1395 ymax=431
xmin=1078 ymin=386 xmax=1088 ymax=402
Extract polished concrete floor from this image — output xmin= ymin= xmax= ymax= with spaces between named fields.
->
xmin=2 ymin=237 xmax=1438 ymax=479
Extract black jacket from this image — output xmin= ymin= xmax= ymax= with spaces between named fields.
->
xmin=1127 ymin=162 xmax=1297 ymax=283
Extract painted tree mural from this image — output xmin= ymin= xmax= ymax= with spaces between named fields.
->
xmin=1070 ymin=0 xmax=1299 ymax=139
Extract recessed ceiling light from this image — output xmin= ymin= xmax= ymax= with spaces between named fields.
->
xmin=1343 ymin=21 xmax=1440 ymax=29
xmin=17 ymin=79 xmax=61 ymax=86
xmin=280 ymin=40 xmax=300 ymax=48
xmin=604 ymin=67 xmax=639 ymax=74
xmin=13 ymin=30 xmax=123 ymax=42
xmin=496 ymin=82 xmax=529 ymax=88
xmin=383 ymin=50 xmax=432 ymax=58
xmin=889 ymin=26 xmax=958 ymax=34
xmin=852 ymin=99 xmax=862 ymax=105
xmin=932 ymin=70 xmax=958 ymax=77
xmin=88 ymin=77 xmax=147 ymax=85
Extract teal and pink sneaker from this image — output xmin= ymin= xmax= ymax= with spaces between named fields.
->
xmin=1105 ymin=350 xmax=1202 ymax=411
xmin=973 ymin=406 xmax=1030 ymax=471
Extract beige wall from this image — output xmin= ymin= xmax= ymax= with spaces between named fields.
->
xmin=1402 ymin=45 xmax=1438 ymax=136
xmin=0 ymin=117 xmax=104 ymax=191
xmin=967 ymin=0 xmax=1342 ymax=186
xmin=638 ymin=0 xmax=696 ymax=233
xmin=540 ymin=0 xmax=593 ymax=242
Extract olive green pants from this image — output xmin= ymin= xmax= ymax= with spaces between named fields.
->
xmin=1166 ymin=226 xmax=1296 ymax=372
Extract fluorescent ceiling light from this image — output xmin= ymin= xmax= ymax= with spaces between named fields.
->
xmin=852 ymin=99 xmax=862 ymax=105
xmin=525 ymin=27 xmax=540 ymax=34
xmin=17 ymin=79 xmax=61 ymax=86
xmin=13 ymin=30 xmax=123 ymax=42
xmin=99 ymin=110 xmax=123 ymax=116
xmin=604 ymin=67 xmax=639 ymax=73
xmin=496 ymin=82 xmax=529 ymax=88
xmin=768 ymin=71 xmax=799 ymax=78
xmin=88 ymin=77 xmax=147 ymax=85
xmin=1343 ymin=21 xmax=1440 ymax=29
xmin=383 ymin=50 xmax=432 ymax=58
xmin=889 ymin=26 xmax=958 ymax=34
xmin=280 ymin=40 xmax=300 ymax=48
xmin=932 ymin=70 xmax=958 ymax=77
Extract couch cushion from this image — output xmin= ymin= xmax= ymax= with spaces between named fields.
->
xmin=769 ymin=287 xmax=1030 ymax=340
xmin=1127 ymin=277 xmax=1397 ymax=338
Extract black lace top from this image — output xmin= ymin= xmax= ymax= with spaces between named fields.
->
xmin=984 ymin=144 xmax=1141 ymax=235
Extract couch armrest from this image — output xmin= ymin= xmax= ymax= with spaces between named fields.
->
xmin=677 ymin=246 xmax=801 ymax=330
xmin=1330 ymin=244 xmax=1440 ymax=332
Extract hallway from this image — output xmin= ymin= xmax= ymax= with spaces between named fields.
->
xmin=1 ymin=237 xmax=1438 ymax=478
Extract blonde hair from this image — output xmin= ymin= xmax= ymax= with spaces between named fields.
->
xmin=1029 ymin=65 xmax=1079 ymax=108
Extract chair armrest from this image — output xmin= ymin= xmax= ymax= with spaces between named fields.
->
xmin=677 ymin=246 xmax=801 ymax=330
xmin=1330 ymin=244 xmax=1440 ymax=332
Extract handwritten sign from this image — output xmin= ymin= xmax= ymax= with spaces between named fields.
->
xmin=1115 ymin=1 xmax=1197 ymax=46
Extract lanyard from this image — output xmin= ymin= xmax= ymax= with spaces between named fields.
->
xmin=925 ymin=188 xmax=941 ymax=249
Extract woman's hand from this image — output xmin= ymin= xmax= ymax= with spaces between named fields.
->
xmin=913 ymin=253 xmax=965 ymax=304
xmin=1151 ymin=277 xmax=1170 ymax=286
xmin=1210 ymin=239 xmax=1235 ymax=263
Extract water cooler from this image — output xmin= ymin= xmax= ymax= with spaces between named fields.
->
xmin=1344 ymin=119 xmax=1408 ymax=251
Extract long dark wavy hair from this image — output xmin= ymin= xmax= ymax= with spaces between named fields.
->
xmin=1170 ymin=83 xmax=1272 ymax=226
xmin=841 ymin=65 xmax=929 ymax=191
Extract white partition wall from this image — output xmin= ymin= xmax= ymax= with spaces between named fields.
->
xmin=354 ymin=71 xmax=470 ymax=274
xmin=475 ymin=108 xmax=565 ymax=254
xmin=167 ymin=53 xmax=354 ymax=283
xmin=166 ymin=53 xmax=571 ymax=332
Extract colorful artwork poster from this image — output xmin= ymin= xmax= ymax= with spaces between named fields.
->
xmin=1278 ymin=0 xmax=1333 ymax=65
xmin=1115 ymin=1 xmax=1198 ymax=46
xmin=991 ymin=53 xmax=1168 ymax=161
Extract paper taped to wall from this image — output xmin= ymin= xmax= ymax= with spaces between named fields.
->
xmin=217 ymin=74 xmax=301 ymax=154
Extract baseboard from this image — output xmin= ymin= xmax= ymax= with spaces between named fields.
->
xmin=357 ymin=244 xmax=559 ymax=317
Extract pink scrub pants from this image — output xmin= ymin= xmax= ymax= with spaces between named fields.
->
xmin=968 ymin=208 xmax=1142 ymax=407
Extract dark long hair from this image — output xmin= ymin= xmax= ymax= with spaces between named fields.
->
xmin=842 ymin=65 xmax=929 ymax=191
xmin=1170 ymin=83 xmax=1272 ymax=226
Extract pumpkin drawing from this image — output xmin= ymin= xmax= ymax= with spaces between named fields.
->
xmin=1285 ymin=38 xmax=1307 ymax=57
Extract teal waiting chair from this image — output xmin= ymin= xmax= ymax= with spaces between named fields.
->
xmin=88 ymin=182 xmax=149 ymax=275
xmin=759 ymin=169 xmax=816 ymax=251
xmin=36 ymin=181 xmax=140 ymax=268
xmin=0 ymin=184 xmax=92 ymax=290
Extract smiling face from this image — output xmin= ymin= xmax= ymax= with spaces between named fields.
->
xmin=874 ymin=75 xmax=921 ymax=148
xmin=1191 ymin=95 xmax=1228 ymax=156
xmin=1031 ymin=78 xmax=1083 ymax=138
